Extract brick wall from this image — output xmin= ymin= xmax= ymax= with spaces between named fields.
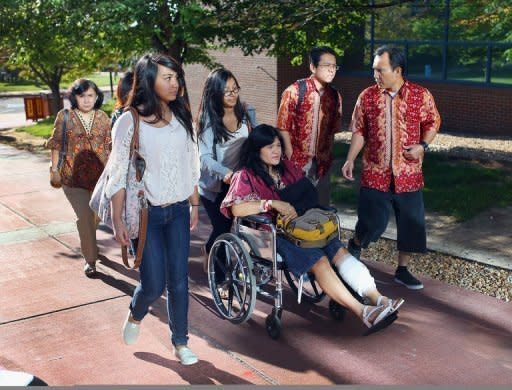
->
xmin=183 ymin=48 xmax=278 ymax=125
xmin=186 ymin=51 xmax=511 ymax=136
xmin=420 ymin=80 xmax=512 ymax=136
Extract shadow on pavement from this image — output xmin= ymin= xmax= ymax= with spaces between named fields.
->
xmin=134 ymin=352 xmax=253 ymax=385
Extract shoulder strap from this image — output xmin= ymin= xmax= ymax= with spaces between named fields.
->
xmin=121 ymin=106 xmax=146 ymax=270
xmin=242 ymin=102 xmax=253 ymax=133
xmin=128 ymin=107 xmax=140 ymax=156
xmin=295 ymin=79 xmax=307 ymax=113
xmin=57 ymin=109 xmax=70 ymax=169
xmin=329 ymin=84 xmax=340 ymax=110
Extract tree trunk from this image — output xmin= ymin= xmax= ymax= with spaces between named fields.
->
xmin=167 ymin=40 xmax=186 ymax=64
xmin=341 ymin=22 xmax=366 ymax=72
xmin=49 ymin=81 xmax=62 ymax=116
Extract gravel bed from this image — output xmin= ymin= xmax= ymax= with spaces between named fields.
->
xmin=336 ymin=131 xmax=512 ymax=162
xmin=339 ymin=230 xmax=512 ymax=302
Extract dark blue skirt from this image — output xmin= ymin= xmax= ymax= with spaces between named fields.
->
xmin=277 ymin=237 xmax=344 ymax=277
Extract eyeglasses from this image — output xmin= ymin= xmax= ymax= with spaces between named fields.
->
xmin=318 ymin=63 xmax=340 ymax=71
xmin=224 ymin=87 xmax=241 ymax=97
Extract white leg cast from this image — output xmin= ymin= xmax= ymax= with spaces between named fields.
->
xmin=336 ymin=254 xmax=376 ymax=297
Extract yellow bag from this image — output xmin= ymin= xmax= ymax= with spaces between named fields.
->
xmin=276 ymin=208 xmax=339 ymax=249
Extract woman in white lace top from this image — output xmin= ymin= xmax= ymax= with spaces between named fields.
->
xmin=110 ymin=53 xmax=200 ymax=365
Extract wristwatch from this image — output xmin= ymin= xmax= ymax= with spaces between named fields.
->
xmin=50 ymin=166 xmax=59 ymax=173
xmin=420 ymin=141 xmax=429 ymax=152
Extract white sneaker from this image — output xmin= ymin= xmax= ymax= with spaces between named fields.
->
xmin=174 ymin=345 xmax=198 ymax=365
xmin=122 ymin=311 xmax=140 ymax=345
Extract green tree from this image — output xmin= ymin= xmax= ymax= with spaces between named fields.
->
xmin=0 ymin=0 xmax=120 ymax=114
xmin=211 ymin=0 xmax=416 ymax=65
xmin=91 ymin=0 xmax=223 ymax=67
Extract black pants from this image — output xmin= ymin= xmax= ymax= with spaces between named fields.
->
xmin=200 ymin=185 xmax=232 ymax=253
xmin=355 ymin=187 xmax=427 ymax=253
xmin=201 ymin=186 xmax=232 ymax=283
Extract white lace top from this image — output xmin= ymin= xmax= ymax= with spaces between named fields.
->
xmin=105 ymin=111 xmax=199 ymax=206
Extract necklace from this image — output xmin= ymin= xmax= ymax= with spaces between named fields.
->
xmin=75 ymin=109 xmax=95 ymax=135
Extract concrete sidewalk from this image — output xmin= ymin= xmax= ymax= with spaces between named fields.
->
xmin=1 ymin=143 xmax=511 ymax=385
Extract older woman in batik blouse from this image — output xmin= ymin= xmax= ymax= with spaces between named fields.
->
xmin=46 ymin=78 xmax=111 ymax=278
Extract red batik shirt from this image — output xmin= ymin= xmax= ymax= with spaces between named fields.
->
xmin=350 ymin=81 xmax=441 ymax=193
xmin=277 ymin=77 xmax=342 ymax=178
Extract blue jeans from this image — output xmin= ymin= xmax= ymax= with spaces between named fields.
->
xmin=130 ymin=199 xmax=190 ymax=347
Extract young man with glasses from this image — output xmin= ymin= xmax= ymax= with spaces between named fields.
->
xmin=277 ymin=46 xmax=342 ymax=206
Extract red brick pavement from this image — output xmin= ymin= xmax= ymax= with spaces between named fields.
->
xmin=1 ymin=144 xmax=511 ymax=385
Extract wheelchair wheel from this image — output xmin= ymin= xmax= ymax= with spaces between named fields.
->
xmin=283 ymin=269 xmax=326 ymax=304
xmin=329 ymin=299 xmax=346 ymax=321
xmin=208 ymin=233 xmax=257 ymax=324
xmin=265 ymin=308 xmax=282 ymax=340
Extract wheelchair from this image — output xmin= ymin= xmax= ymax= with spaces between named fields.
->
xmin=206 ymin=210 xmax=364 ymax=339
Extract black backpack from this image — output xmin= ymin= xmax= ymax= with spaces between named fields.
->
xmin=295 ymin=78 xmax=340 ymax=113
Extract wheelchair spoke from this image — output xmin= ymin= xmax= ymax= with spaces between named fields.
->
xmin=227 ymin=286 xmax=234 ymax=315
xmin=224 ymin=243 xmax=232 ymax=266
xmin=231 ymin=283 xmax=244 ymax=307
xmin=214 ymin=255 xmax=229 ymax=275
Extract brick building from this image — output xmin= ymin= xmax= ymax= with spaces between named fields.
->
xmin=184 ymin=48 xmax=512 ymax=136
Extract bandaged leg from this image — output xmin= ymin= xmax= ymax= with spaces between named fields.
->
xmin=336 ymin=253 xmax=376 ymax=297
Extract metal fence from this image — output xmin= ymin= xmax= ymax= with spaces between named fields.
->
xmin=356 ymin=0 xmax=512 ymax=86
xmin=365 ymin=39 xmax=512 ymax=85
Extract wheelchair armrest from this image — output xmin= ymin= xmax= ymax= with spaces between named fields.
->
xmin=240 ymin=214 xmax=273 ymax=225
xmin=316 ymin=205 xmax=338 ymax=213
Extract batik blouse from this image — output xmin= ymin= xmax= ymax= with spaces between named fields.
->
xmin=46 ymin=109 xmax=111 ymax=187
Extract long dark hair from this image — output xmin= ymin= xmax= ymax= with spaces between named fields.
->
xmin=114 ymin=70 xmax=134 ymax=110
xmin=239 ymin=124 xmax=286 ymax=188
xmin=127 ymin=53 xmax=194 ymax=140
xmin=197 ymin=68 xmax=245 ymax=143
xmin=68 ymin=79 xmax=103 ymax=109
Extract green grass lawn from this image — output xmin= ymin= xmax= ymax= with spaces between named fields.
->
xmin=331 ymin=142 xmax=512 ymax=222
xmin=16 ymin=117 xmax=55 ymax=138
xmin=0 ymin=72 xmax=117 ymax=93
xmin=0 ymin=81 xmax=47 ymax=92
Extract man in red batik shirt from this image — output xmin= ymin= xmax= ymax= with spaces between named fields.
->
xmin=277 ymin=46 xmax=342 ymax=206
xmin=342 ymin=46 xmax=441 ymax=290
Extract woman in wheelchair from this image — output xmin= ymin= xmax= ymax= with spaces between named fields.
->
xmin=220 ymin=124 xmax=404 ymax=334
